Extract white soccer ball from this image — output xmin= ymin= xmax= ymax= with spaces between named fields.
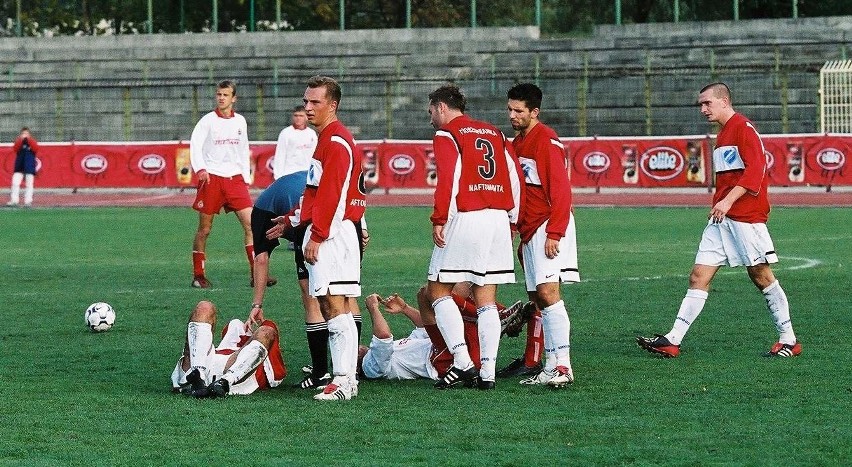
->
xmin=85 ymin=302 xmax=116 ymax=332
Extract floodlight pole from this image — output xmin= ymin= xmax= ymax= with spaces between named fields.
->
xmin=212 ymin=0 xmax=218 ymax=32
xmin=733 ymin=0 xmax=739 ymax=21
xmin=276 ymin=0 xmax=281 ymax=25
xmin=406 ymin=0 xmax=412 ymax=28
xmin=147 ymin=0 xmax=153 ymax=33
xmin=535 ymin=0 xmax=541 ymax=27
xmin=249 ymin=0 xmax=255 ymax=32
xmin=674 ymin=0 xmax=679 ymax=23
xmin=615 ymin=0 xmax=622 ymax=25
xmin=15 ymin=0 xmax=22 ymax=36
xmin=471 ymin=0 xmax=477 ymax=28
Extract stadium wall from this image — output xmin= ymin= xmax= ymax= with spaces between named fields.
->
xmin=1 ymin=17 xmax=851 ymax=143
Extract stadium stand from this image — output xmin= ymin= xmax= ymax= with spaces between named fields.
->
xmin=1 ymin=16 xmax=850 ymax=142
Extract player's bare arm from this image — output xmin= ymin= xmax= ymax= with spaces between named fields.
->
xmin=196 ymin=169 xmax=209 ymax=186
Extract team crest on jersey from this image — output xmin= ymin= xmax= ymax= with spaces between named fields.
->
xmin=582 ymin=151 xmax=611 ymax=174
xmin=816 ymin=148 xmax=845 ymax=171
xmin=639 ymin=146 xmax=685 ymax=181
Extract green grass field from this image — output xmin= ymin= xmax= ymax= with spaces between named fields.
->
xmin=1 ymin=206 xmax=850 ymax=465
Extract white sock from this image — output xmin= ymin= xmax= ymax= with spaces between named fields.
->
xmin=476 ymin=304 xmax=500 ymax=381
xmin=432 ymin=296 xmax=473 ymax=370
xmin=222 ymin=340 xmax=268 ymax=385
xmin=541 ymin=300 xmax=571 ymax=369
xmin=23 ymin=174 xmax=34 ymax=204
xmin=343 ymin=313 xmax=359 ymax=377
xmin=665 ymin=289 xmax=708 ymax=345
xmin=10 ymin=172 xmax=22 ymax=203
xmin=187 ymin=322 xmax=213 ymax=379
xmin=763 ymin=280 xmax=796 ymax=344
xmin=327 ymin=314 xmax=355 ymax=379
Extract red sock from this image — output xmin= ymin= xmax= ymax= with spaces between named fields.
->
xmin=424 ymin=323 xmax=453 ymax=375
xmin=523 ymin=309 xmax=544 ymax=367
xmin=245 ymin=244 xmax=255 ymax=276
xmin=192 ymin=251 xmax=205 ymax=277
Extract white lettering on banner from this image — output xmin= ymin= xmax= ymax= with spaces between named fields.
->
xmin=816 ymin=148 xmax=845 ymax=171
xmin=469 ymin=183 xmax=504 ymax=192
xmin=583 ymin=152 xmax=611 ymax=173
xmin=639 ymin=146 xmax=685 ymax=181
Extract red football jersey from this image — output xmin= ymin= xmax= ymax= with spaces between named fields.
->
xmin=512 ymin=122 xmax=573 ymax=244
xmin=712 ymin=113 xmax=770 ymax=223
xmin=300 ymin=120 xmax=366 ymax=242
xmin=430 ymin=115 xmax=521 ymax=226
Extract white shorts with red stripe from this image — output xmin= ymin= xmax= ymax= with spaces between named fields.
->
xmin=695 ymin=218 xmax=778 ymax=268
xmin=521 ymin=214 xmax=580 ymax=291
xmin=428 ymin=209 xmax=516 ymax=286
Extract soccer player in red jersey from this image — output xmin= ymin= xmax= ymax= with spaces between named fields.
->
xmin=425 ymin=85 xmax=522 ymax=390
xmin=189 ymin=80 xmax=273 ymax=289
xmin=503 ymin=83 xmax=579 ymax=387
xmin=637 ymin=82 xmax=801 ymax=358
xmin=297 ymin=76 xmax=366 ymax=401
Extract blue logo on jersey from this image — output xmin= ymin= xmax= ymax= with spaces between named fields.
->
xmin=308 ymin=165 xmax=315 ymax=180
xmin=521 ymin=161 xmax=533 ymax=178
xmin=723 ymin=148 xmax=738 ymax=165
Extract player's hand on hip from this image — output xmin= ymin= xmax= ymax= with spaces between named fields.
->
xmin=304 ymin=239 xmax=320 ymax=264
xmin=432 ymin=224 xmax=446 ymax=248
xmin=544 ymin=237 xmax=560 ymax=259
xmin=709 ymin=200 xmax=731 ymax=223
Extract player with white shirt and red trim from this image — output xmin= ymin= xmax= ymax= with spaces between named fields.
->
xmin=189 ymin=80 xmax=274 ymax=290
xmin=502 ymin=83 xmax=579 ymax=388
xmin=171 ymin=300 xmax=287 ymax=398
xmin=272 ymin=105 xmax=317 ymax=180
xmin=637 ymin=82 xmax=801 ymax=358
xmin=298 ymin=75 xmax=366 ymax=401
xmin=425 ymin=84 xmax=522 ymax=391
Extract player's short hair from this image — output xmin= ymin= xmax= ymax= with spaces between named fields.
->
xmin=507 ymin=83 xmax=542 ymax=111
xmin=20 ymin=127 xmax=30 ymax=133
xmin=700 ymin=82 xmax=731 ymax=102
xmin=293 ymin=105 xmax=306 ymax=113
xmin=429 ymin=85 xmax=466 ymax=113
xmin=217 ymin=79 xmax=237 ymax=96
xmin=307 ymin=76 xmax=342 ymax=104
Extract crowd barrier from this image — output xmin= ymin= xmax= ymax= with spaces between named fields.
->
xmin=1 ymin=134 xmax=850 ymax=190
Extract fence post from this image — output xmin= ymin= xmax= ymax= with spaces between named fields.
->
xmin=55 ymin=88 xmax=65 ymax=141
xmin=578 ymin=52 xmax=589 ymax=137
xmin=385 ymin=80 xmax=393 ymax=139
xmin=256 ymin=84 xmax=266 ymax=140
xmin=644 ymin=50 xmax=652 ymax=136
xmin=123 ymin=87 xmax=133 ymax=141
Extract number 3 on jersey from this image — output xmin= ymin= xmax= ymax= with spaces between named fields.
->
xmin=476 ymin=138 xmax=496 ymax=180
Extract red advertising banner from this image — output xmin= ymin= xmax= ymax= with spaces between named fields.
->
xmin=566 ymin=136 xmax=711 ymax=188
xmin=2 ymin=135 xmax=851 ymax=190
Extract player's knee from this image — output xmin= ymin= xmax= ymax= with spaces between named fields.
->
xmin=253 ymin=325 xmax=277 ymax=347
xmin=191 ymin=300 xmax=217 ymax=322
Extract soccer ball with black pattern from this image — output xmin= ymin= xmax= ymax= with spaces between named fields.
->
xmin=85 ymin=302 xmax=115 ymax=332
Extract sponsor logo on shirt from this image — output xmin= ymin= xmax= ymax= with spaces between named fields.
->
xmin=639 ymin=146 xmax=685 ymax=181
xmin=816 ymin=148 xmax=845 ymax=171
xmin=81 ymin=154 xmax=109 ymax=174
xmin=582 ymin=151 xmax=611 ymax=174
xmin=214 ymin=138 xmax=242 ymax=145
xmin=468 ymin=183 xmax=504 ymax=192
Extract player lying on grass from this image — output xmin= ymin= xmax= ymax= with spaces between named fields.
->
xmin=358 ymin=284 xmax=530 ymax=385
xmin=171 ymin=300 xmax=287 ymax=398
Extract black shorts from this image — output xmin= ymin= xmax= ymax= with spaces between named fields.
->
xmin=251 ymin=208 xmax=280 ymax=257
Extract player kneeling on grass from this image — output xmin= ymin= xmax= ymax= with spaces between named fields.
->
xmin=171 ymin=300 xmax=287 ymax=398
xmin=358 ymin=284 xmax=529 ymax=383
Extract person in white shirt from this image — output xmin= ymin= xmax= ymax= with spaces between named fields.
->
xmin=189 ymin=79 xmax=275 ymax=290
xmin=272 ymin=105 xmax=317 ymax=180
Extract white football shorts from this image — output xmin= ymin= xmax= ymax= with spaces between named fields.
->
xmin=361 ymin=328 xmax=438 ymax=380
xmin=170 ymin=319 xmax=276 ymax=395
xmin=304 ymin=219 xmax=361 ymax=297
xmin=694 ymin=217 xmax=779 ymax=267
xmin=428 ymin=209 xmax=515 ymax=286
xmin=521 ymin=214 xmax=580 ymax=291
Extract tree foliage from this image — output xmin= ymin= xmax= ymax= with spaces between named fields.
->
xmin=1 ymin=0 xmax=850 ymax=36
